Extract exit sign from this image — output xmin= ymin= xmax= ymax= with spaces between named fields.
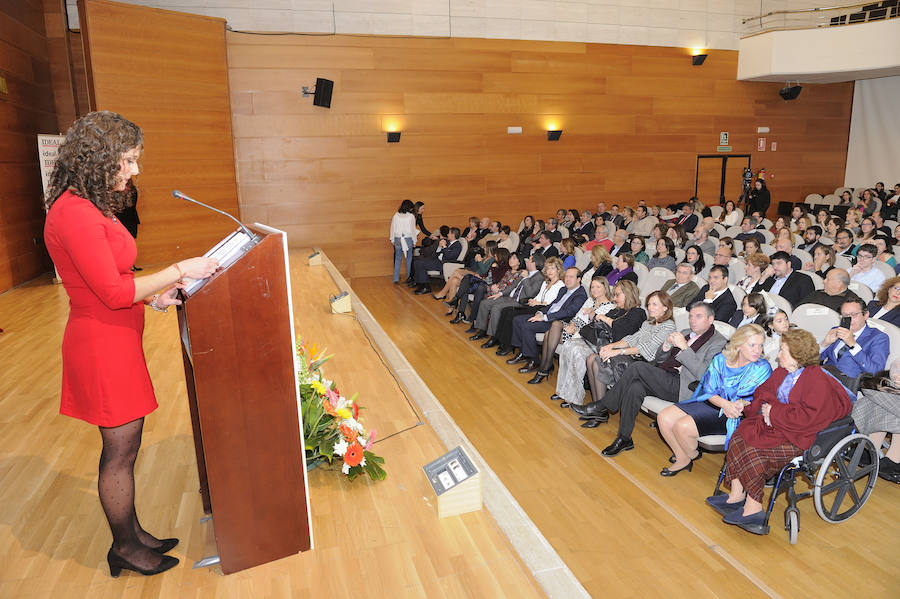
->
xmin=719 ymin=131 xmax=729 ymax=145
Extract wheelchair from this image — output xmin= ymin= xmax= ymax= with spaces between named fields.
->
xmin=710 ymin=416 xmax=880 ymax=544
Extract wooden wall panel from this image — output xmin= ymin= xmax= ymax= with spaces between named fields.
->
xmin=81 ymin=0 xmax=239 ymax=265
xmin=228 ymin=35 xmax=854 ymax=279
xmin=0 ymin=0 xmax=56 ymax=292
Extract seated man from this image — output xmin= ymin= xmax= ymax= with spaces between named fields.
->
xmin=571 ymin=302 xmax=727 ymax=450
xmin=797 ymin=268 xmax=859 ymax=313
xmin=798 ymin=225 xmax=822 ymax=253
xmin=850 ymin=243 xmax=887 ymax=293
xmin=820 ymin=297 xmax=890 ymax=379
xmin=627 ymin=205 xmax=658 ymax=237
xmin=584 ymin=225 xmax=613 ymax=252
xmin=734 ymin=216 xmax=765 ymax=245
xmin=609 ymin=229 xmax=629 ymax=257
xmin=661 ymin=262 xmax=701 ymax=308
xmin=477 ymin=220 xmax=502 ymax=249
xmin=593 ymin=201 xmax=610 ymax=221
xmin=607 ymin=204 xmax=624 ymax=228
xmin=688 ymin=265 xmax=736 ymax=322
xmin=833 ymin=228 xmax=858 ymax=260
xmin=692 ymin=226 xmax=717 ymax=256
xmin=544 ymin=218 xmax=563 ymax=243
xmin=471 ymin=253 xmax=546 ymax=345
xmin=774 ymin=237 xmax=803 ymax=272
xmin=571 ymin=210 xmax=595 ymax=244
xmin=412 ymin=228 xmax=462 ymax=293
xmin=754 ymin=251 xmax=815 ymax=309
xmin=713 ymin=246 xmax=739 ymax=283
xmin=531 ymin=232 xmax=560 ymax=258
xmin=507 ymin=267 xmax=587 ymax=372
xmin=675 ymin=203 xmax=698 ymax=233
xmin=497 ymin=225 xmax=519 ymax=253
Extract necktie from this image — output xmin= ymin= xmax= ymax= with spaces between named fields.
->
xmin=836 ymin=344 xmax=849 ymax=361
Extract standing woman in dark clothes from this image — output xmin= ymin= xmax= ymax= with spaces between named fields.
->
xmin=115 ymin=180 xmax=141 ymax=270
xmin=414 ymin=201 xmax=431 ymax=246
xmin=43 ymin=111 xmax=219 ymax=577
xmin=747 ymin=179 xmax=771 ymax=218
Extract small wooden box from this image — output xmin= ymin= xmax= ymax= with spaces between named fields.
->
xmin=423 ymin=447 xmax=482 ymax=518
xmin=308 ymin=251 xmax=322 ymax=266
xmin=329 ymin=291 xmax=351 ymax=314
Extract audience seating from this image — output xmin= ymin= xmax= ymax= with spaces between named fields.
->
xmin=834 ymin=255 xmax=853 ymax=271
xmin=806 ymin=271 xmax=825 ymax=290
xmin=848 ymin=281 xmax=874 ymax=302
xmin=868 ymin=319 xmax=900 ymax=367
xmin=761 ymin=291 xmax=793 ymax=315
xmin=791 ymin=304 xmax=840 ymax=344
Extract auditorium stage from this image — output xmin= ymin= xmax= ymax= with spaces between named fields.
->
xmin=0 ymin=251 xmax=545 ymax=598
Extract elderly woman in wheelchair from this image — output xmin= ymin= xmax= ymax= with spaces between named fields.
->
xmin=706 ymin=329 xmax=855 ymax=534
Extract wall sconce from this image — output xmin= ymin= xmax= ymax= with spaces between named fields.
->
xmin=691 ymin=48 xmax=707 ymax=66
xmin=387 ymin=131 xmax=401 ymax=143
xmin=547 ymin=130 xmax=562 ymax=141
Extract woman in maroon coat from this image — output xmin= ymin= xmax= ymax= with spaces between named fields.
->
xmin=706 ymin=329 xmax=854 ymax=532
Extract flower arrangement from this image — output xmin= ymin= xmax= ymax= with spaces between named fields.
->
xmin=296 ymin=338 xmax=386 ymax=481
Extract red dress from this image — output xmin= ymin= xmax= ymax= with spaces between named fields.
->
xmin=44 ymin=190 xmax=158 ymax=426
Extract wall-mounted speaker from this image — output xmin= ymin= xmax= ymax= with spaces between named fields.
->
xmin=313 ymin=78 xmax=333 ymax=108
xmin=778 ymin=85 xmax=802 ymax=101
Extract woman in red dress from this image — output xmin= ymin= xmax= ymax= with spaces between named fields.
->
xmin=44 ymin=111 xmax=218 ymax=577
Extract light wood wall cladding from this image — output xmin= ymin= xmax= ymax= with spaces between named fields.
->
xmin=228 ymin=34 xmax=854 ymax=279
xmin=80 ymin=0 xmax=240 ymax=265
xmin=0 ymin=0 xmax=57 ymax=292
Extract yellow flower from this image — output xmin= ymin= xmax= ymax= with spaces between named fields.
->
xmin=310 ymin=380 xmax=327 ymax=395
xmin=336 ymin=408 xmax=352 ymax=419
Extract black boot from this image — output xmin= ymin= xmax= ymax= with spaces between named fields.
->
xmin=518 ymin=360 xmax=538 ymax=373
xmin=506 ymin=352 xmax=527 ymax=365
xmin=528 ymin=372 xmax=548 ymax=384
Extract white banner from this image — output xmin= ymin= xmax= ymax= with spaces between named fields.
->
xmin=845 ymin=77 xmax=900 ymax=188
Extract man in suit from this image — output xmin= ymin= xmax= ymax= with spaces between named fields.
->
xmin=662 ymin=263 xmax=701 ymax=308
xmin=734 ymin=216 xmax=764 ymax=245
xmin=775 ymin=237 xmax=803 ymax=271
xmin=820 ymin=297 xmax=890 ymax=379
xmin=531 ymin=232 xmax=560 ymax=258
xmin=834 ymin=228 xmax=857 ymax=261
xmin=675 ymin=203 xmax=698 ymax=233
xmin=544 ymin=218 xmax=563 ymax=243
xmin=571 ymin=211 xmax=595 ymax=244
xmin=754 ymin=251 xmax=815 ymax=309
xmin=472 ymin=254 xmax=546 ymax=345
xmin=594 ymin=202 xmax=610 ymax=222
xmin=477 ymin=220 xmax=502 ymax=249
xmin=799 ymin=225 xmax=823 ymax=253
xmin=797 ymin=268 xmax=859 ymax=313
xmin=627 ymin=205 xmax=658 ymax=237
xmin=688 ymin=265 xmax=736 ymax=322
xmin=692 ymin=226 xmax=717 ymax=256
xmin=607 ymin=204 xmax=624 ymax=228
xmin=507 ymin=267 xmax=587 ymax=372
xmin=571 ymin=302 xmax=728 ymax=454
xmin=412 ymin=227 xmax=463 ymax=294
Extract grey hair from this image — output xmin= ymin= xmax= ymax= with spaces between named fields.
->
xmin=687 ymin=301 xmax=715 ymax=317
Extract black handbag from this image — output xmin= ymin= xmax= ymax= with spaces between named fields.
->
xmin=580 ymin=320 xmax=613 ymax=352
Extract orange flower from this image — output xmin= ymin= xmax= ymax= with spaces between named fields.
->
xmin=322 ymin=400 xmax=337 ymax=417
xmin=343 ymin=441 xmax=364 ymax=467
xmin=339 ymin=423 xmax=358 ymax=443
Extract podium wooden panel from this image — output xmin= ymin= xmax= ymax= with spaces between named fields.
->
xmin=177 ymin=226 xmax=311 ymax=574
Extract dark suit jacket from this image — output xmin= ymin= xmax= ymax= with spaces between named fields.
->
xmin=653 ymin=327 xmax=728 ymax=401
xmin=727 ymin=310 xmax=765 ymax=328
xmin=688 ymin=286 xmax=737 ymax=322
xmin=676 ymin=213 xmax=698 ymax=233
xmin=661 ymin=280 xmax=700 ymax=308
xmin=798 ymin=289 xmax=859 ymax=313
xmin=439 ymin=240 xmax=462 ymax=263
xmin=571 ymin=222 xmax=595 ymax=243
xmin=867 ymin=300 xmax=900 ymax=327
xmin=505 ymin=271 xmax=545 ymax=304
xmin=533 ymin=245 xmax=560 ymax=259
xmin=542 ymin=286 xmax=588 ymax=323
xmin=757 ymin=270 xmax=815 ymax=309
xmin=820 ymin=325 xmax=890 ymax=378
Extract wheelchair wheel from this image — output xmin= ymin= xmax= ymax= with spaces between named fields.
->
xmin=814 ymin=434 xmax=878 ymax=523
xmin=784 ymin=508 xmax=799 ymax=545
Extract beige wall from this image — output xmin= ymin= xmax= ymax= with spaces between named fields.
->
xmin=228 ymin=34 xmax=853 ymax=279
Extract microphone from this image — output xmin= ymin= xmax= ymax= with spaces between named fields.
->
xmin=172 ymin=190 xmax=258 ymax=240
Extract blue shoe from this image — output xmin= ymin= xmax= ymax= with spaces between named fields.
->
xmin=706 ymin=495 xmax=745 ymax=516
xmin=722 ymin=509 xmax=768 ymax=534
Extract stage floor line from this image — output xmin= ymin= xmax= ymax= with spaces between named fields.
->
xmin=350 ymin=271 xmax=900 ymax=599
xmin=0 ymin=252 xmax=544 ymax=599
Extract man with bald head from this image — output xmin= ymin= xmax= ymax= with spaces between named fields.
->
xmin=797 ymin=268 xmax=860 ymax=313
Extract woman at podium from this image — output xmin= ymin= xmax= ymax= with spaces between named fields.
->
xmin=43 ymin=111 xmax=219 ymax=577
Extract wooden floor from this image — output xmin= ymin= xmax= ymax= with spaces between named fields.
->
xmin=351 ymin=275 xmax=900 ymax=599
xmin=0 ymin=255 xmax=544 ymax=599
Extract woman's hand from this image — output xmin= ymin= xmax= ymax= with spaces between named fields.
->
xmin=722 ymin=400 xmax=745 ymax=419
xmin=177 ymin=257 xmax=219 ymax=280
xmin=156 ymin=284 xmax=185 ymax=308
xmin=564 ymin=322 xmax=577 ymax=335
xmin=761 ymin=402 xmax=772 ymax=426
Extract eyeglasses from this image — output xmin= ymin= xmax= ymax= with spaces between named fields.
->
xmin=857 ymin=254 xmax=874 ymax=260
xmin=840 ymin=312 xmax=863 ymax=318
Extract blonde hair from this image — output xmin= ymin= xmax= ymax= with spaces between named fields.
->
xmin=590 ymin=276 xmax=612 ymax=302
xmin=591 ymin=244 xmax=612 ymax=267
xmin=543 ymin=256 xmax=564 ymax=281
xmin=722 ymin=323 xmax=766 ymax=363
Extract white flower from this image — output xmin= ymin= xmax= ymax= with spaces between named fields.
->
xmin=341 ymin=418 xmax=364 ymax=433
xmin=333 ymin=438 xmax=348 ymax=456
xmin=360 ymin=456 xmax=366 ymax=468
xmin=342 ymin=462 xmax=350 ymax=475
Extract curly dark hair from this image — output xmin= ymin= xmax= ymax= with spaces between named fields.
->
xmin=45 ymin=111 xmax=144 ymax=216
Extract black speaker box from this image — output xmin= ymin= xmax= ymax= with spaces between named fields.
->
xmin=313 ymin=78 xmax=333 ymax=108
xmin=779 ymin=85 xmax=802 ymax=101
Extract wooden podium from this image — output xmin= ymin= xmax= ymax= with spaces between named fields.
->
xmin=176 ymin=224 xmax=312 ymax=574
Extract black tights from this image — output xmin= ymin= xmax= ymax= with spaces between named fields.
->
xmin=585 ymin=354 xmax=607 ymax=403
xmin=98 ymin=418 xmax=164 ymax=568
xmin=536 ymin=320 xmax=565 ymax=373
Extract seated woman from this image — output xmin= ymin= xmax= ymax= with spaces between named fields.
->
xmin=436 ymin=241 xmax=497 ymax=304
xmin=739 ymin=237 xmax=761 ymax=259
xmin=528 ymin=276 xmax=615 ymax=384
xmin=607 ymin=252 xmax=638 ymax=285
xmin=825 ymin=216 xmax=844 ymax=241
xmin=728 ymin=292 xmax=767 ymax=328
xmin=707 ymin=329 xmax=854 ymax=531
xmin=581 ymin=245 xmax=614 ymax=282
xmin=578 ymin=290 xmax=676 ymax=417
xmin=450 ymin=247 xmax=510 ymax=324
xmin=736 ymin=253 xmax=769 ymax=294
xmin=682 ymin=244 xmax=706 ymax=275
xmin=719 ymin=200 xmax=740 ymax=227
xmin=852 ymin=358 xmax=900 ymax=481
xmin=656 ymin=324 xmax=772 ymax=476
xmin=874 ymin=234 xmax=896 ymax=267
xmin=560 ymin=237 xmax=577 ymax=270
xmin=771 ymin=216 xmax=789 ymax=236
xmin=845 ymin=208 xmax=862 ymax=236
xmin=647 ymin=237 xmax=677 ymax=272
xmin=763 ymin=309 xmax=790 ymax=365
xmin=804 ymin=244 xmax=835 ymax=278
xmin=651 ymin=222 xmax=668 ymax=243
xmin=629 ymin=236 xmax=649 ymax=265
xmin=552 ymin=280 xmax=644 ymax=406
xmin=667 ymin=223 xmax=688 ymax=248
xmin=867 ymin=276 xmax=900 ymax=327
xmin=492 ymin=257 xmax=565 ymax=356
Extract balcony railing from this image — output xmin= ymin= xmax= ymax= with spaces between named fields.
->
xmin=740 ymin=1 xmax=899 ymax=35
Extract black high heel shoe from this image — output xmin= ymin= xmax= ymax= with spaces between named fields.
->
xmin=153 ymin=538 xmax=179 ymax=554
xmin=668 ymin=449 xmax=703 ymax=464
xmin=107 ymin=548 xmax=179 ymax=577
xmin=660 ymin=460 xmax=694 ymax=477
